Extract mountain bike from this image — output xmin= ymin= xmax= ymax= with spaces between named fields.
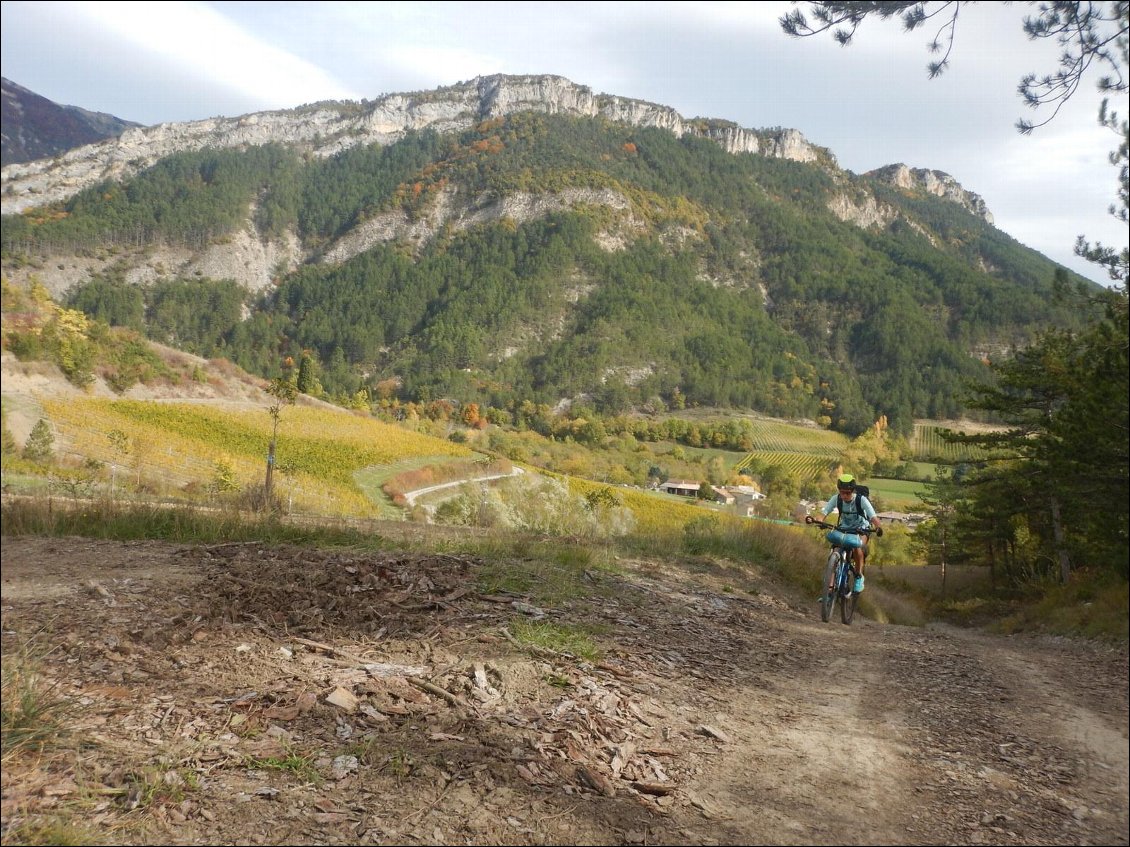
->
xmin=807 ymin=519 xmax=874 ymax=625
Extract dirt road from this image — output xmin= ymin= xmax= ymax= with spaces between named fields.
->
xmin=2 ymin=535 xmax=1126 ymax=845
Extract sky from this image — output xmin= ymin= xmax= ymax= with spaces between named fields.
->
xmin=2 ymin=1 xmax=1126 ymax=286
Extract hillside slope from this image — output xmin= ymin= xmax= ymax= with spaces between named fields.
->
xmin=2 ymin=75 xmax=1102 ymax=436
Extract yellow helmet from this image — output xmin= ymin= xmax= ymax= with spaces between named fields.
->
xmin=837 ymin=473 xmax=856 ymax=491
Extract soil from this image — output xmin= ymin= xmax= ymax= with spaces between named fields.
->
xmin=1 ymin=533 xmax=1127 ymax=846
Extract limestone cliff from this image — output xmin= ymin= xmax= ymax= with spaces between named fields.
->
xmin=1 ymin=74 xmax=830 ymax=216
xmin=866 ymin=163 xmax=993 ymax=224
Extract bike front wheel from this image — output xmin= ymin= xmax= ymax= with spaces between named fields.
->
xmin=841 ymin=588 xmax=857 ymax=624
xmin=820 ymin=551 xmax=839 ymax=622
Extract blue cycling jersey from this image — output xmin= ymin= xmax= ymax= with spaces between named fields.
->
xmin=822 ymin=493 xmax=876 ymax=531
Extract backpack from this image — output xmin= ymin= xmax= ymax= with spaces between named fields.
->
xmin=836 ymin=484 xmax=870 ymax=518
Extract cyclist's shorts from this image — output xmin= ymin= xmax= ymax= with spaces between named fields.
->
xmin=826 ymin=529 xmax=865 ymax=549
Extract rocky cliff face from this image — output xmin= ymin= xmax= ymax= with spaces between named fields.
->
xmin=0 ymin=74 xmax=832 ymax=216
xmin=0 ymin=73 xmax=997 ymax=299
xmin=866 ymin=163 xmax=993 ymax=224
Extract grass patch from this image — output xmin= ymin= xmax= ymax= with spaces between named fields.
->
xmin=993 ymin=571 xmax=1129 ymax=642
xmin=0 ymin=497 xmax=390 ymax=550
xmin=245 ymin=750 xmax=323 ymax=785
xmin=508 ymin=618 xmax=602 ymax=662
xmin=0 ymin=816 xmax=100 ymax=846
xmin=126 ymin=764 xmax=200 ymax=810
xmin=464 ymin=534 xmax=620 ymax=605
xmin=866 ymin=477 xmax=929 ymax=511
xmin=1 ymin=638 xmax=70 ymax=760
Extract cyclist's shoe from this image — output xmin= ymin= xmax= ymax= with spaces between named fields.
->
xmin=853 ymin=575 xmax=865 ymax=594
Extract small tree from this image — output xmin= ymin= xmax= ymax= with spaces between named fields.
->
xmin=264 ymin=376 xmax=297 ymax=509
xmin=209 ymin=457 xmax=240 ymax=499
xmin=22 ymin=419 xmax=54 ymax=464
xmin=107 ymin=428 xmax=130 ymax=498
xmin=296 ymin=350 xmax=323 ymax=397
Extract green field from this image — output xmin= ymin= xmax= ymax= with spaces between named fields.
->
xmin=867 ymin=478 xmax=929 ymax=511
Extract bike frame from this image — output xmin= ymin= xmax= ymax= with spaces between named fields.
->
xmin=811 ymin=521 xmax=871 ymax=625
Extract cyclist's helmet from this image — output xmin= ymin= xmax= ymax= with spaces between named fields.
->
xmin=837 ymin=473 xmax=856 ymax=491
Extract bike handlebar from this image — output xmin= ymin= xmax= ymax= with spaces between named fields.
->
xmin=805 ymin=516 xmax=881 ymax=536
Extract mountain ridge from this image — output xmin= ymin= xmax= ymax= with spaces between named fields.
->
xmin=0 ymin=73 xmax=991 ymax=223
xmin=0 ymin=77 xmax=140 ymax=167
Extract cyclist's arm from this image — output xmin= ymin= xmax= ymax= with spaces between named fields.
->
xmin=823 ymin=494 xmax=838 ymax=517
xmin=863 ymin=499 xmax=883 ymax=533
xmin=860 ymin=496 xmax=882 ymax=534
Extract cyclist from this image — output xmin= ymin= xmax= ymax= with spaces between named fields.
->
xmin=807 ymin=473 xmax=883 ymax=593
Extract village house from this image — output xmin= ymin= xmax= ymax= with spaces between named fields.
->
xmin=658 ymin=480 xmax=700 ymax=498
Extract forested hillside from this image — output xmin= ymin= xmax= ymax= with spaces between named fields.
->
xmin=1 ymin=110 xmax=1103 ymax=436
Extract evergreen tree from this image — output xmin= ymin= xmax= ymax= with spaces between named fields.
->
xmin=22 ymin=419 xmax=55 ymax=464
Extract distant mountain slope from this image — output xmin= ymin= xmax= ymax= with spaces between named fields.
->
xmin=0 ymin=73 xmax=988 ymax=222
xmin=0 ymin=75 xmax=1105 ymax=437
xmin=1 ymin=77 xmax=141 ymax=166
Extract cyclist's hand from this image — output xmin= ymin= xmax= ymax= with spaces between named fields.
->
xmin=875 ymin=526 xmax=884 ymax=537
xmin=805 ymin=515 xmax=814 ymax=524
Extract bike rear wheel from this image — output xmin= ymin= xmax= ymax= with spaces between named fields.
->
xmin=820 ymin=551 xmax=839 ymax=622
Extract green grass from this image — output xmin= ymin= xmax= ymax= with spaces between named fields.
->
xmin=0 ymin=497 xmax=392 ymax=549
xmin=245 ymin=751 xmax=323 ymax=785
xmin=867 ymin=477 xmax=930 ymax=511
xmin=467 ymin=535 xmax=621 ymax=606
xmin=508 ymin=618 xmax=603 ymax=662
xmin=1 ymin=640 xmax=70 ymax=758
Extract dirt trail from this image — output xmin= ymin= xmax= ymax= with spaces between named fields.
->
xmin=1 ymin=535 xmax=1126 ymax=846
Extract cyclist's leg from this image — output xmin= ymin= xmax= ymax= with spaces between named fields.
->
xmin=852 ymin=540 xmax=867 ymax=591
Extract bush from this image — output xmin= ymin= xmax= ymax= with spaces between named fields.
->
xmin=437 ymin=474 xmax=635 ymax=538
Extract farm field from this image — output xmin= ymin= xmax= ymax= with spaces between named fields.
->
xmin=3 ymin=343 xmax=994 ymax=531
xmin=39 ymin=397 xmax=473 ymax=516
xmin=8 ymin=391 xmax=722 ymax=534
xmin=910 ymin=421 xmax=1000 ymax=462
xmin=867 ymin=477 xmax=930 ymax=511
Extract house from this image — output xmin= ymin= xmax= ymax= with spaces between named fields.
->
xmin=876 ymin=511 xmax=929 ymax=530
xmin=710 ymin=486 xmax=736 ymax=506
xmin=659 ymin=480 xmax=700 ymax=498
xmin=730 ymin=485 xmax=766 ymax=502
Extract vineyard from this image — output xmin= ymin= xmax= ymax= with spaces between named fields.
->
xmin=909 ymin=422 xmax=996 ymax=462
xmin=40 ymin=398 xmax=473 ymax=517
xmin=732 ymin=419 xmax=848 ymax=481
xmin=29 ymin=396 xmax=722 ymax=532
xmin=734 ymin=449 xmax=838 ymax=482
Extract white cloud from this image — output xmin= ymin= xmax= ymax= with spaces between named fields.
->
xmin=66 ymin=0 xmax=362 ymax=111
xmin=380 ymin=45 xmax=509 ymax=87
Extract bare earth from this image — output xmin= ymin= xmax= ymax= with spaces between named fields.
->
xmin=1 ymin=533 xmax=1127 ymax=846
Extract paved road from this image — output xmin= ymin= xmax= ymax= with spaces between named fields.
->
xmin=402 ymin=466 xmax=524 ymax=506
